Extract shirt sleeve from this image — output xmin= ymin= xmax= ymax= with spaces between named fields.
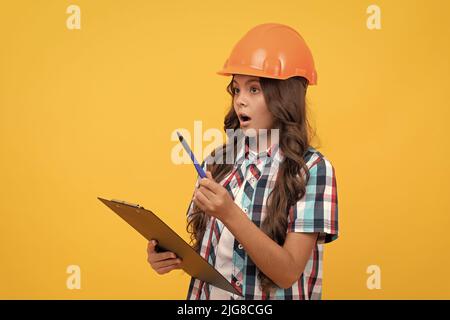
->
xmin=287 ymin=157 xmax=339 ymax=244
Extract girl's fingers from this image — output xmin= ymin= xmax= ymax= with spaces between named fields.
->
xmin=156 ymin=263 xmax=181 ymax=275
xmin=194 ymin=191 xmax=209 ymax=211
xmin=148 ymin=250 xmax=177 ymax=264
xmin=200 ymin=176 xmax=220 ymax=193
xmin=146 ymin=242 xmax=183 ymax=274
xmin=152 ymin=258 xmax=182 ymax=270
xmin=147 ymin=240 xmax=157 ymax=254
xmin=198 ymin=186 xmax=215 ymax=201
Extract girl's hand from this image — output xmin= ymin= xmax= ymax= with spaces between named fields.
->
xmin=147 ymin=240 xmax=182 ymax=275
xmin=193 ymin=171 xmax=236 ymax=222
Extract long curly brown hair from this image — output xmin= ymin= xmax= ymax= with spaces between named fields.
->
xmin=186 ymin=75 xmax=318 ymax=295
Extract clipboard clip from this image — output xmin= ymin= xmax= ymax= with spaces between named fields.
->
xmin=111 ymin=199 xmax=144 ymax=209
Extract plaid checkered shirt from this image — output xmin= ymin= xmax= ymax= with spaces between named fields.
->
xmin=185 ymin=136 xmax=339 ymax=299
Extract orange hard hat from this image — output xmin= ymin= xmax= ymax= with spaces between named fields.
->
xmin=217 ymin=23 xmax=317 ymax=85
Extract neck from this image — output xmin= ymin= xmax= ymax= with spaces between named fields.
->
xmin=257 ymin=134 xmax=271 ymax=153
xmin=247 ymin=129 xmax=275 ymax=153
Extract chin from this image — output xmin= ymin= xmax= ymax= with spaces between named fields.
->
xmin=241 ymin=127 xmax=258 ymax=137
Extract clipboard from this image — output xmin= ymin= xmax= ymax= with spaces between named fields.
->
xmin=98 ymin=197 xmax=242 ymax=297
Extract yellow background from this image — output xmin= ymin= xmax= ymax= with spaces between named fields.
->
xmin=1 ymin=0 xmax=449 ymax=299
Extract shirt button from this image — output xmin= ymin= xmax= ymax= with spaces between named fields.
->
xmin=238 ymin=244 xmax=243 ymax=249
xmin=243 ymin=208 xmax=248 ymax=213
xmin=236 ymin=281 xmax=241 ymax=287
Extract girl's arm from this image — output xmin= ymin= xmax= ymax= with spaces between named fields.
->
xmin=194 ymin=172 xmax=318 ymax=289
xmin=222 ymin=203 xmax=318 ymax=289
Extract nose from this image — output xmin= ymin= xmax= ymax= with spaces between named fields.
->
xmin=235 ymin=92 xmax=248 ymax=108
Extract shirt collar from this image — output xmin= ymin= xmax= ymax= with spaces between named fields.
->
xmin=235 ymin=135 xmax=283 ymax=165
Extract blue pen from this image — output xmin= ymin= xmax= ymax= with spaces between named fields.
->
xmin=176 ymin=131 xmax=207 ymax=179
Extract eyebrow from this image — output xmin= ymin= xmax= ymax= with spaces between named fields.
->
xmin=232 ymin=78 xmax=260 ymax=86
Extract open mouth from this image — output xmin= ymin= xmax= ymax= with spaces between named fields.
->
xmin=239 ymin=114 xmax=252 ymax=123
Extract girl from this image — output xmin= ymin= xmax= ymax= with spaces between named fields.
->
xmin=147 ymin=23 xmax=339 ymax=300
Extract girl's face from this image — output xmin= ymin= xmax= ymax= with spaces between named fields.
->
xmin=232 ymin=74 xmax=275 ymax=136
